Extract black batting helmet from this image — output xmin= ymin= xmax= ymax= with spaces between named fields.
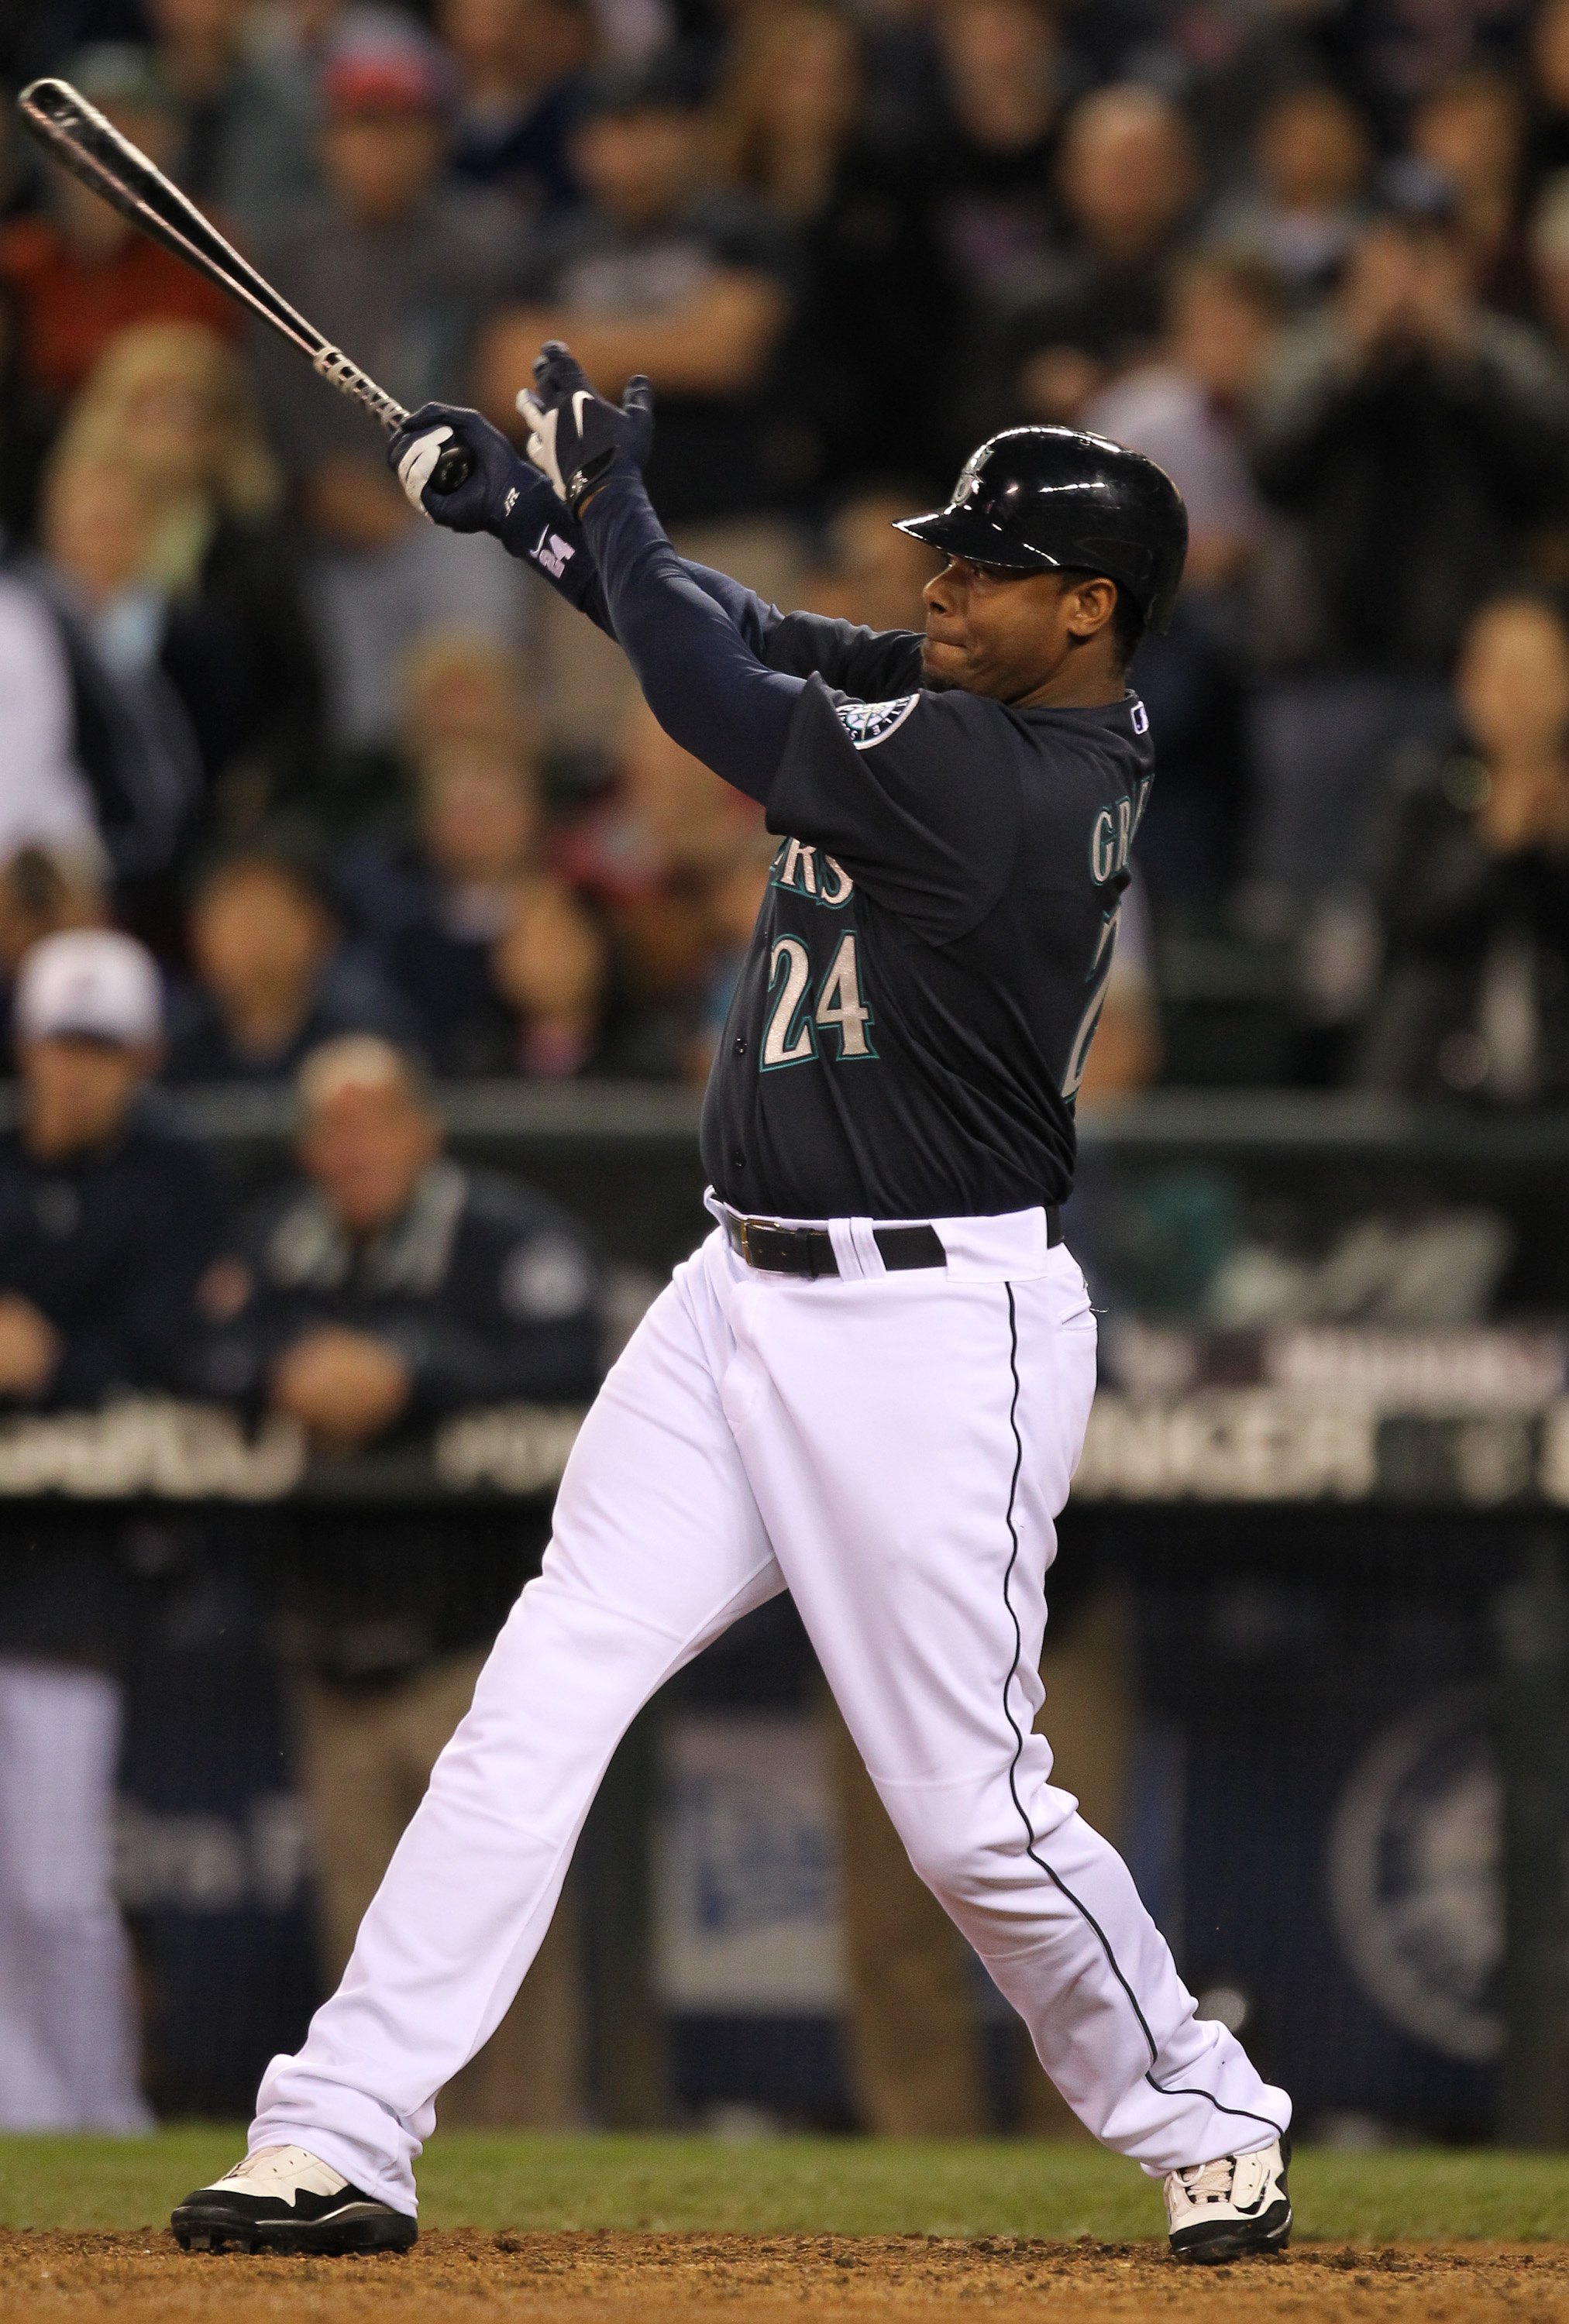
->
xmin=896 ymin=427 xmax=1188 ymax=634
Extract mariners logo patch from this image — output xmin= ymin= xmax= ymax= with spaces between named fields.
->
xmin=835 ymin=695 xmax=919 ymax=751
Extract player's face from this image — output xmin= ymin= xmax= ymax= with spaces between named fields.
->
xmin=920 ymin=559 xmax=1122 ymax=706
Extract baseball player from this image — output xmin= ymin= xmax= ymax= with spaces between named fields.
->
xmin=174 ymin=350 xmax=1292 ymax=2265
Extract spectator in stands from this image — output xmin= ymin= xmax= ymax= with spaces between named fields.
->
xmin=1528 ymin=0 xmax=1569 ymax=188
xmin=339 ymin=634 xmax=609 ymax=1074
xmin=1079 ymin=254 xmax=1277 ymax=910
xmin=144 ymin=0 xmax=264 ymax=206
xmin=797 ymin=486 xmax=942 ymax=634
xmin=0 ymin=931 xmax=223 ymax=1405
xmin=1527 ymin=167 xmax=1569 ymax=364
xmin=206 ymin=0 xmax=384 ymax=235
xmin=164 ymin=844 xmax=412 ymax=1083
xmin=196 ymin=1033 xmax=601 ymax=2120
xmin=1086 ymin=251 xmax=1283 ymax=597
xmin=0 ymin=555 xmax=105 ymax=876
xmin=1005 ymin=84 xmax=1202 ymax=428
xmin=200 ymin=1033 xmax=601 ymax=1442
xmin=1358 ymin=590 xmax=1569 ymax=1102
xmin=1205 ymin=83 xmax=1372 ymax=300
xmin=1410 ymin=68 xmax=1532 ymax=311
xmin=22 ymin=439 xmax=201 ymax=900
xmin=50 ymin=322 xmax=325 ymax=834
xmin=710 ymin=2 xmax=954 ymax=486
xmin=249 ymin=19 xmax=522 ymax=748
xmin=1247 ymin=181 xmax=1569 ymax=915
xmin=924 ymin=0 xmax=1074 ymax=297
xmin=479 ymin=53 xmax=796 ymax=525
xmin=557 ymin=696 xmax=771 ymax=1079
xmin=360 ymin=739 xmax=607 ymax=1076
xmin=0 ymin=47 xmax=233 ymax=477
xmin=441 ymin=0 xmax=594 ymax=215
xmin=0 ymin=929 xmax=227 ymax=2131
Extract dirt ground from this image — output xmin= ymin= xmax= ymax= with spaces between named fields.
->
xmin=4 ymin=2229 xmax=1569 ymax=2322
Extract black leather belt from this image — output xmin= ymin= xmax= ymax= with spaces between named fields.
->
xmin=724 ymin=1207 xmax=1061 ymax=1278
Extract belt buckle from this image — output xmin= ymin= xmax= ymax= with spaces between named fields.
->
xmin=735 ymin=1216 xmax=755 ymax=1267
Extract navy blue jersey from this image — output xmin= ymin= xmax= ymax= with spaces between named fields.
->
xmin=699 ymin=612 xmax=1153 ymax=1219
xmin=508 ymin=466 xmax=1156 ymax=1222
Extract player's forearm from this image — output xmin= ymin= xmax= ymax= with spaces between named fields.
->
xmin=496 ymin=487 xmax=778 ymax=651
xmin=489 ymin=466 xmax=615 ymax=632
xmin=580 ymin=475 xmax=801 ymax=802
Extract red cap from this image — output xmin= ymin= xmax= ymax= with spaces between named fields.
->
xmin=322 ymin=34 xmax=452 ymax=119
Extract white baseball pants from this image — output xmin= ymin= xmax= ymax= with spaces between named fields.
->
xmin=253 ymin=1209 xmax=1290 ymax=2209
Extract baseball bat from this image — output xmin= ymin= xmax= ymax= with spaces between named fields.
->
xmin=15 ymin=77 xmax=473 ymax=491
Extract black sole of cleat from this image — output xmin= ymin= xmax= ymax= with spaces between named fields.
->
xmin=171 ymin=2203 xmax=417 ymax=2257
xmin=1171 ymin=2205 xmax=1292 ymax=2265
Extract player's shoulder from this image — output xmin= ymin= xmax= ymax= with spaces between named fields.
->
xmin=1016 ymin=693 xmax=1155 ymax=796
xmin=821 ymin=680 xmax=1151 ymax=765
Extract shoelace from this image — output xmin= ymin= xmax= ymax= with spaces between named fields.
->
xmin=1177 ymin=2156 xmax=1237 ymax=2204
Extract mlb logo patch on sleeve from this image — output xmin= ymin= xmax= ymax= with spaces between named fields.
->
xmin=835 ymin=695 xmax=920 ymax=750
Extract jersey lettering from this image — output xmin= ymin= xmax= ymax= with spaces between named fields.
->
xmin=770 ymin=837 xmax=855 ymax=906
xmin=1089 ymin=777 xmax=1156 ymax=885
xmin=1061 ymin=905 xmax=1120 ymax=1101
xmin=762 ymin=937 xmax=816 ymax=1067
xmin=814 ymin=933 xmax=876 ymax=1059
xmin=760 ymin=933 xmax=878 ymax=1070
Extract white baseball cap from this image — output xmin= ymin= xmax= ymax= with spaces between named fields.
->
xmin=14 ymin=929 xmax=163 ymax=1047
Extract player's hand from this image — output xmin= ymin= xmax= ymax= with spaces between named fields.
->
xmin=517 ymin=341 xmax=654 ymax=513
xmin=390 ymin=401 xmax=528 ymax=534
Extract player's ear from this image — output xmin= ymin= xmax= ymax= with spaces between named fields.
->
xmin=1065 ymin=577 xmax=1117 ymax=641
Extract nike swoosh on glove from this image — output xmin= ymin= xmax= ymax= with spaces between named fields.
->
xmin=517 ymin=341 xmax=654 ymax=514
xmin=389 ymin=402 xmax=530 ymax=533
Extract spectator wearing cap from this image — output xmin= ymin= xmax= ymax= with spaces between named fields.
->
xmin=440 ymin=0 xmax=594 ymax=217
xmin=0 ymin=928 xmax=229 ymax=2132
xmin=163 ymin=844 xmax=415 ymax=1085
xmin=0 ymin=47 xmax=235 ymax=472
xmin=1247 ymin=179 xmax=1569 ymax=940
xmin=247 ymin=19 xmax=524 ymax=751
xmin=194 ymin=1034 xmax=603 ymax=2122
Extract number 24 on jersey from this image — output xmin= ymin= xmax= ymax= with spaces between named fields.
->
xmin=762 ymin=933 xmax=876 ymax=1068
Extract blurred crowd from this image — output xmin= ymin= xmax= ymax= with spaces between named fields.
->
xmin=2 ymin=0 xmax=1569 ymax=1098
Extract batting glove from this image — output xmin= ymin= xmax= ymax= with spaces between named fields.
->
xmin=390 ymin=402 xmax=532 ymax=533
xmin=517 ymin=342 xmax=654 ymax=514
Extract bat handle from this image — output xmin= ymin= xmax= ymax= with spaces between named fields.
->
xmin=432 ymin=443 xmax=474 ymax=493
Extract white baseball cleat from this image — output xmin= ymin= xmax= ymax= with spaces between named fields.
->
xmin=1163 ymin=2134 xmax=1291 ymax=2264
xmin=171 ymin=2143 xmax=416 ymax=2255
